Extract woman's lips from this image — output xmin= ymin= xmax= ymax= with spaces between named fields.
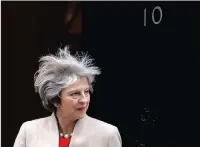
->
xmin=77 ymin=107 xmax=86 ymax=111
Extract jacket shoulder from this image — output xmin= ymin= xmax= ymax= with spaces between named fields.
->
xmin=22 ymin=115 xmax=51 ymax=131
xmin=85 ymin=116 xmax=122 ymax=145
xmin=13 ymin=115 xmax=52 ymax=147
xmin=87 ymin=116 xmax=119 ymax=133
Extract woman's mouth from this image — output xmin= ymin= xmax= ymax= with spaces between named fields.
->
xmin=77 ymin=107 xmax=86 ymax=111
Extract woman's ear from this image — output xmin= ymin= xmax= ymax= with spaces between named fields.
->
xmin=58 ymin=90 xmax=62 ymax=98
xmin=54 ymin=103 xmax=60 ymax=108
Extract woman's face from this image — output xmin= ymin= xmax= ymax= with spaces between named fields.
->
xmin=58 ymin=77 xmax=90 ymax=120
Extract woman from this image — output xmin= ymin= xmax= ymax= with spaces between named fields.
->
xmin=13 ymin=47 xmax=122 ymax=147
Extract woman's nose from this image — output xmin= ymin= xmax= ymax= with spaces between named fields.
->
xmin=79 ymin=93 xmax=89 ymax=103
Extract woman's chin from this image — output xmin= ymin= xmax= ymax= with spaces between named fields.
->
xmin=76 ymin=112 xmax=86 ymax=120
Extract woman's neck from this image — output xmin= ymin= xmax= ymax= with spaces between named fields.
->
xmin=56 ymin=110 xmax=77 ymax=134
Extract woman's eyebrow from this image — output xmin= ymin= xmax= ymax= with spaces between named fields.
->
xmin=67 ymin=90 xmax=80 ymax=94
xmin=67 ymin=88 xmax=89 ymax=93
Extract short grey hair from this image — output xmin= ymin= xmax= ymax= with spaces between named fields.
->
xmin=34 ymin=46 xmax=101 ymax=112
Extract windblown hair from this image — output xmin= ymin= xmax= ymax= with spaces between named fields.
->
xmin=34 ymin=46 xmax=101 ymax=112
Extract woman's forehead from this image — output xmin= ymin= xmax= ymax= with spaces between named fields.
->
xmin=65 ymin=77 xmax=89 ymax=92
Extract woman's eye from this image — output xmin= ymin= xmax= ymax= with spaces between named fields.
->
xmin=71 ymin=92 xmax=79 ymax=96
xmin=85 ymin=90 xmax=89 ymax=93
xmin=84 ymin=90 xmax=90 ymax=96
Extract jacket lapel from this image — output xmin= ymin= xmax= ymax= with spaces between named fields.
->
xmin=69 ymin=115 xmax=89 ymax=147
xmin=47 ymin=113 xmax=59 ymax=147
